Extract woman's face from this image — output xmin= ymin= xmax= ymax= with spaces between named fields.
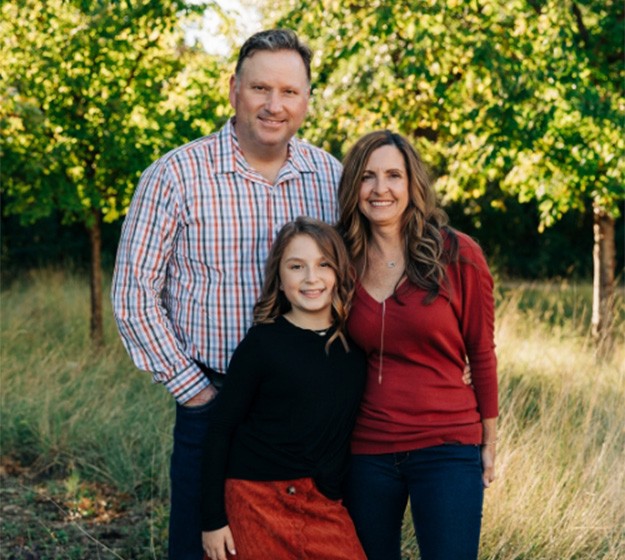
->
xmin=358 ymin=145 xmax=410 ymax=230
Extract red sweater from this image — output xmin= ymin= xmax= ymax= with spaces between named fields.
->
xmin=348 ymin=231 xmax=498 ymax=454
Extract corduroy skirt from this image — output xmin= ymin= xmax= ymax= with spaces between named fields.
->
xmin=204 ymin=477 xmax=366 ymax=560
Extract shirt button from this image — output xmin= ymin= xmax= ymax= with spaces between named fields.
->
xmin=286 ymin=485 xmax=296 ymax=495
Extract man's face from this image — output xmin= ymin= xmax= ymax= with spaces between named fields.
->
xmin=230 ymin=49 xmax=310 ymax=158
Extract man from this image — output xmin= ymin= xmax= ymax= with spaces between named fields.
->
xmin=111 ymin=29 xmax=341 ymax=560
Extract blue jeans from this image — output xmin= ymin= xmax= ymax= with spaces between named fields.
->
xmin=344 ymin=444 xmax=484 ymax=560
xmin=169 ymin=400 xmax=215 ymax=560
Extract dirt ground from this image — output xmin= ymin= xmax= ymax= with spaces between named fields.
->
xmin=0 ymin=458 xmax=168 ymax=560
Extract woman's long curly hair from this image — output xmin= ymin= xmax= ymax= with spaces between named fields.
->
xmin=337 ymin=130 xmax=457 ymax=303
xmin=253 ymin=216 xmax=355 ymax=352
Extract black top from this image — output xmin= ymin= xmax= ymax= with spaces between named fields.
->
xmin=201 ymin=316 xmax=367 ymax=531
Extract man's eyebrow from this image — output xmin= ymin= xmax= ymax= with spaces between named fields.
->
xmin=248 ymin=79 xmax=304 ymax=90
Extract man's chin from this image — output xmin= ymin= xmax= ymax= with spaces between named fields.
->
xmin=256 ymin=132 xmax=290 ymax=148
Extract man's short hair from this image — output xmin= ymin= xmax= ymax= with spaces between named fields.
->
xmin=235 ymin=29 xmax=312 ymax=82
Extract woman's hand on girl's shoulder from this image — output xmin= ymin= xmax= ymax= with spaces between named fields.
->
xmin=202 ymin=525 xmax=236 ymax=560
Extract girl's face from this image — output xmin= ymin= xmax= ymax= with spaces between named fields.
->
xmin=358 ymin=144 xmax=410 ymax=230
xmin=279 ymin=234 xmax=336 ymax=326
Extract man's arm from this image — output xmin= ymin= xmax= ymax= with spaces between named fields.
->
xmin=111 ymin=159 xmax=211 ymax=404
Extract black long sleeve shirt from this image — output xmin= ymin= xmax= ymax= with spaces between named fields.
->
xmin=201 ymin=316 xmax=366 ymax=531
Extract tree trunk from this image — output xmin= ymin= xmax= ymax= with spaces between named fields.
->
xmin=591 ymin=204 xmax=616 ymax=353
xmin=88 ymin=209 xmax=104 ymax=348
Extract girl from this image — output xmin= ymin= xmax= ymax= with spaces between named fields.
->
xmin=200 ymin=217 xmax=367 ymax=560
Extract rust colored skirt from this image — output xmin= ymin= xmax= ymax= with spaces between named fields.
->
xmin=205 ymin=477 xmax=366 ymax=560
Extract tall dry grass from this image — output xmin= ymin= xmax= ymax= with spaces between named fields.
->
xmin=1 ymin=270 xmax=624 ymax=559
xmin=479 ymin=282 xmax=625 ymax=560
xmin=0 ymin=268 xmax=172 ymax=499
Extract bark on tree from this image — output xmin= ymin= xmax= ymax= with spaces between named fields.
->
xmin=591 ymin=204 xmax=616 ymax=353
xmin=88 ymin=209 xmax=104 ymax=348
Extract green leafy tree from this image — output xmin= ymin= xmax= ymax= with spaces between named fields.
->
xmin=258 ymin=0 xmax=624 ymax=347
xmin=1 ymin=0 xmax=230 ymax=345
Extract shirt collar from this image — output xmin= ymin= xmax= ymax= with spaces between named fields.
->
xmin=217 ymin=118 xmax=317 ymax=177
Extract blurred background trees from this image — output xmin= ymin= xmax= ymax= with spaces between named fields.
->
xmin=258 ymin=0 xmax=624 ymax=345
xmin=1 ymin=0 xmax=230 ymax=344
xmin=1 ymin=0 xmax=623 ymax=347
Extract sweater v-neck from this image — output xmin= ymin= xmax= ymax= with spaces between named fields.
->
xmin=356 ymin=277 xmax=412 ymax=306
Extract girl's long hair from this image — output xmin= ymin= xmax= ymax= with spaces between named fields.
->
xmin=337 ymin=130 xmax=457 ymax=302
xmin=253 ymin=216 xmax=355 ymax=351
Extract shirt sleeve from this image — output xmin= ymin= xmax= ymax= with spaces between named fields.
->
xmin=458 ymin=237 xmax=499 ymax=419
xmin=110 ymin=159 xmax=210 ymax=403
xmin=201 ymin=331 xmax=263 ymax=531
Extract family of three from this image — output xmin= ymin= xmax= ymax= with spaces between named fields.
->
xmin=111 ymin=28 xmax=498 ymax=560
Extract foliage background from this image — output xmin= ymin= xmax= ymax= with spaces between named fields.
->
xmin=2 ymin=0 xmax=624 ymax=282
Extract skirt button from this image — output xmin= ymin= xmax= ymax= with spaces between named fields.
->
xmin=286 ymin=485 xmax=296 ymax=495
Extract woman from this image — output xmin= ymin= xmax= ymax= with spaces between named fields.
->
xmin=337 ymin=131 xmax=498 ymax=560
xmin=201 ymin=217 xmax=366 ymax=560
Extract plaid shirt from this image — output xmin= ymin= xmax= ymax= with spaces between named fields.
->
xmin=111 ymin=119 xmax=341 ymax=403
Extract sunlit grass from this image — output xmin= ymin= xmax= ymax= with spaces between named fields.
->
xmin=479 ymin=282 xmax=625 ymax=560
xmin=1 ymin=270 xmax=624 ymax=559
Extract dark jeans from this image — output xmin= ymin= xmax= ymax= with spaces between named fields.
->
xmin=168 ymin=399 xmax=215 ymax=560
xmin=344 ymin=444 xmax=484 ymax=560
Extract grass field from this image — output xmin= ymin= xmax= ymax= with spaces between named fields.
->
xmin=1 ymin=269 xmax=624 ymax=559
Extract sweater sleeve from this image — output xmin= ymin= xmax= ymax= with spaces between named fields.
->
xmin=200 ymin=330 xmax=263 ymax=531
xmin=457 ymin=235 xmax=499 ymax=419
